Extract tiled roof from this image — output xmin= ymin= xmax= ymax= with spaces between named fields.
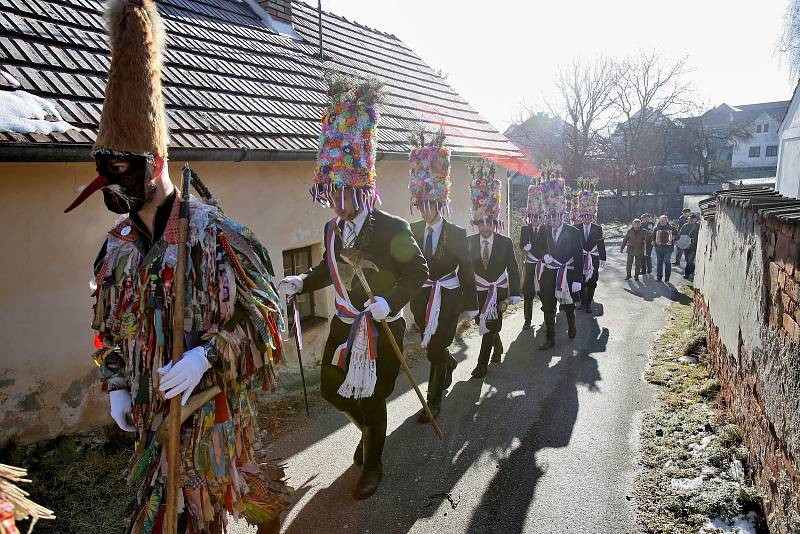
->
xmin=701 ymin=186 xmax=800 ymax=224
xmin=0 ymin=0 xmax=521 ymax=160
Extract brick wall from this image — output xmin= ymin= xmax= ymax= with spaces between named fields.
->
xmin=257 ymin=0 xmax=292 ymax=25
xmin=694 ymin=197 xmax=800 ymax=533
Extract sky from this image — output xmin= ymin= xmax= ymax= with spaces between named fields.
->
xmin=319 ymin=0 xmax=797 ymax=132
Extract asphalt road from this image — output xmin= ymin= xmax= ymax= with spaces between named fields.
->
xmin=230 ymin=250 xmax=690 ymax=534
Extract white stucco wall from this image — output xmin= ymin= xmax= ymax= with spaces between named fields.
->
xmin=694 ymin=202 xmax=766 ymax=354
xmin=732 ymin=113 xmax=781 ymax=168
xmin=778 ymin=92 xmax=800 ymax=199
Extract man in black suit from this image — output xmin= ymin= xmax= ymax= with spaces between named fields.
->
xmin=575 ymin=212 xmax=606 ymax=313
xmin=469 ymin=220 xmax=521 ymax=378
xmin=534 ymin=213 xmax=584 ymax=350
xmin=519 ymin=214 xmax=543 ymax=330
xmin=411 ymin=206 xmax=478 ymax=422
xmin=281 ymin=190 xmax=427 ymax=500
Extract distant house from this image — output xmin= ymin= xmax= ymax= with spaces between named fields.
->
xmin=0 ymin=0 xmax=520 ymax=445
xmin=503 ymin=112 xmax=566 ymax=172
xmin=776 ymin=81 xmax=800 ymax=199
xmin=703 ymin=101 xmax=789 ymax=173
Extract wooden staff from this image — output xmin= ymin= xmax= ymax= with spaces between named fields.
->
xmin=165 ymin=165 xmax=193 ymax=533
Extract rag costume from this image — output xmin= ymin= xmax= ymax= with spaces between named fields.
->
xmin=532 ymin=175 xmax=584 ymax=349
xmin=519 ymin=177 xmax=544 ymax=330
xmin=408 ymin=129 xmax=477 ymax=421
xmin=295 ymin=74 xmax=428 ymax=499
xmin=64 ymin=2 xmax=290 ymax=531
xmin=573 ymin=179 xmax=606 ymax=313
xmin=468 ymin=161 xmax=520 ymax=377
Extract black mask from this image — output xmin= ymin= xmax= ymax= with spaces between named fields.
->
xmin=64 ymin=154 xmax=149 ymax=214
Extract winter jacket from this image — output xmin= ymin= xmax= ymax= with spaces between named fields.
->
xmin=653 ymin=223 xmax=675 ymax=252
xmin=621 ymin=227 xmax=648 ymax=256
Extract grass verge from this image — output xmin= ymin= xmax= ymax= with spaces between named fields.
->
xmin=636 ymin=285 xmax=767 ymax=533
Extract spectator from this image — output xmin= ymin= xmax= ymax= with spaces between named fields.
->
xmin=677 ymin=214 xmax=700 ymax=278
xmin=673 ymin=208 xmax=692 ymax=266
xmin=640 ymin=213 xmax=654 ymax=274
xmin=653 ymin=215 xmax=675 ymax=282
xmin=620 ymin=218 xmax=648 ymax=281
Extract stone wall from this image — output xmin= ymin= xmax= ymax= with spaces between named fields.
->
xmin=694 ymin=194 xmax=800 ymax=533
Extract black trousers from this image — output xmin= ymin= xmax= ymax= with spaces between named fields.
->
xmin=412 ymin=298 xmax=460 ymax=364
xmin=320 ymin=316 xmax=404 ymax=427
xmin=538 ymin=269 xmax=576 ymax=314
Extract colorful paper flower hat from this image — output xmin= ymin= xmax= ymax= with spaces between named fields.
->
xmin=566 ymin=186 xmax=579 ymax=224
xmin=468 ymin=159 xmax=503 ymax=231
xmin=311 ymin=71 xmax=384 ymax=210
xmin=408 ymin=126 xmax=451 ymax=214
xmin=576 ymin=177 xmax=599 ymax=220
xmin=540 ymin=167 xmax=567 ymax=221
xmin=526 ymin=176 xmax=545 ymax=225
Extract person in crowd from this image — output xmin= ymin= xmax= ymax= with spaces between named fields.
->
xmin=640 ymin=213 xmax=654 ymax=274
xmin=673 ymin=208 xmax=692 ymax=266
xmin=620 ymin=218 xmax=648 ymax=281
xmin=677 ymin=213 xmax=700 ymax=279
xmin=652 ymin=214 xmax=676 ymax=282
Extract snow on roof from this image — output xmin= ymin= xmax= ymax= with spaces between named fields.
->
xmin=0 ymin=90 xmax=75 ymax=135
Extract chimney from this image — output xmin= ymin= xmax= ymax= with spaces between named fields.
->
xmin=258 ymin=0 xmax=293 ymax=27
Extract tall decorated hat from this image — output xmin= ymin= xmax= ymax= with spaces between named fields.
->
xmin=469 ymin=159 xmax=503 ymax=231
xmin=576 ymin=177 xmax=599 ymax=220
xmin=408 ymin=126 xmax=451 ymax=214
xmin=540 ymin=167 xmax=567 ymax=221
xmin=64 ymin=0 xmax=169 ymax=212
xmin=310 ymin=71 xmax=384 ymax=211
xmin=526 ymin=176 xmax=545 ymax=225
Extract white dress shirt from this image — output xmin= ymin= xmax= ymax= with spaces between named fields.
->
xmin=425 ymin=216 xmax=445 ymax=254
xmin=341 ymin=208 xmax=369 ymax=246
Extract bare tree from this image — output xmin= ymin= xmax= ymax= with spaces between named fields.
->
xmin=603 ymin=51 xmax=694 ymax=216
xmin=779 ymin=0 xmax=800 ymax=76
xmin=549 ymin=55 xmax=619 ymax=181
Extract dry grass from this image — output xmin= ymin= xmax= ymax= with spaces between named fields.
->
xmin=635 ymin=285 xmax=767 ymax=534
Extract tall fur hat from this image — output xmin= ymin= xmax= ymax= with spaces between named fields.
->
xmin=468 ymin=160 xmax=503 ymax=231
xmin=408 ymin=126 xmax=451 ymax=213
xmin=93 ymin=0 xmax=168 ymax=158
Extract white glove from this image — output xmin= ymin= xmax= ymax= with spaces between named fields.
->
xmin=109 ymin=389 xmax=136 ymax=432
xmin=571 ymin=282 xmax=582 ymax=293
xmin=523 ymin=243 xmax=532 ymax=252
xmin=157 ymin=346 xmax=211 ymax=406
xmin=279 ymin=275 xmax=304 ymax=297
xmin=509 ymin=296 xmax=521 ymax=305
xmin=364 ymin=296 xmax=391 ymax=321
xmin=466 ymin=310 xmax=480 ymax=319
xmin=543 ymin=254 xmax=555 ymax=265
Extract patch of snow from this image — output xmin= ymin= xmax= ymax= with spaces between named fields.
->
xmin=701 ymin=465 xmax=718 ymax=476
xmin=690 ymin=435 xmax=714 ymax=454
xmin=670 ymin=475 xmax=704 ymax=490
xmin=0 ymin=69 xmax=20 ymax=88
xmin=0 ymin=90 xmax=74 ymax=134
xmin=729 ymin=459 xmax=745 ymax=482
xmin=678 ymin=354 xmax=699 ymax=364
xmin=700 ymin=511 xmax=758 ymax=534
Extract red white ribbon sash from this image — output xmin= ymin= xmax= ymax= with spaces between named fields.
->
xmin=475 ymin=273 xmax=509 ymax=335
xmin=421 ymin=269 xmax=461 ymax=348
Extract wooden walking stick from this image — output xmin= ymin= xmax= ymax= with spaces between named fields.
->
xmin=165 ymin=165 xmax=193 ymax=534
xmin=342 ymin=254 xmax=445 ymax=440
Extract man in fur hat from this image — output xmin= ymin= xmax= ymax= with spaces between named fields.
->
xmin=574 ymin=181 xmax=606 ymax=314
xmin=467 ymin=162 xmax=520 ymax=378
xmin=519 ymin=179 xmax=544 ymax=331
xmin=279 ymin=74 xmax=428 ymax=500
xmin=533 ymin=175 xmax=584 ymax=350
xmin=408 ymin=131 xmax=478 ymax=422
xmin=65 ymin=1 xmax=289 ymax=532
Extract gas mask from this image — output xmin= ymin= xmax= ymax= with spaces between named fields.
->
xmin=64 ymin=155 xmax=149 ymax=214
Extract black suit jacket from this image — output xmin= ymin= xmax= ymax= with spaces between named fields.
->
xmin=302 ymin=210 xmax=428 ymax=316
xmin=410 ymin=219 xmax=478 ymax=320
xmin=533 ymin=224 xmax=584 ymax=285
xmin=518 ymin=224 xmax=542 ymax=254
xmin=574 ymin=223 xmax=607 ymax=262
xmin=468 ymin=232 xmax=521 ymax=301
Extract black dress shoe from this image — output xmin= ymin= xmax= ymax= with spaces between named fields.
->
xmin=353 ymin=465 xmax=383 ymax=500
xmin=522 ymin=322 xmax=531 ymax=331
xmin=353 ymin=439 xmax=363 ymax=466
xmin=538 ymin=338 xmax=555 ymax=350
xmin=471 ymin=364 xmax=487 ymax=378
xmin=417 ymin=401 xmax=440 ymax=423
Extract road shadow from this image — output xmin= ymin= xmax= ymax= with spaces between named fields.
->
xmin=284 ymin=311 xmax=603 ymax=533
xmin=623 ymin=276 xmax=687 ymax=303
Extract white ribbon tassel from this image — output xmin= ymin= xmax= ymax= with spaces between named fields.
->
xmin=421 ymin=269 xmax=461 ymax=348
xmin=475 ymin=273 xmax=509 ymax=335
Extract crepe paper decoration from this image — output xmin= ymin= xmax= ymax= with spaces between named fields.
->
xmin=408 ymin=125 xmax=451 ymax=213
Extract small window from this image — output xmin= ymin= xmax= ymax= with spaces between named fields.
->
xmin=749 ymin=146 xmax=761 ymax=158
xmin=766 ymin=145 xmax=778 ymax=157
xmin=764 ymin=124 xmax=769 ymax=133
xmin=283 ymin=247 xmax=315 ymax=323
xmin=756 ymin=125 xmax=762 ymax=133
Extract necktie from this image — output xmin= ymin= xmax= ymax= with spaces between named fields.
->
xmin=553 ymin=228 xmax=558 ymax=242
xmin=585 ymin=225 xmax=589 ymax=241
xmin=424 ymin=227 xmax=433 ymax=260
xmin=482 ymin=240 xmax=490 ymax=270
xmin=344 ymin=221 xmax=356 ymax=249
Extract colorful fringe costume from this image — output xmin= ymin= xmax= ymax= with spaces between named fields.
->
xmin=92 ymin=198 xmax=290 ymax=533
